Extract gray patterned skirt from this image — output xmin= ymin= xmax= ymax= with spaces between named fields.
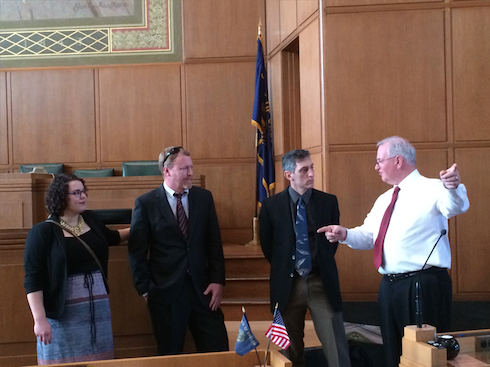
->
xmin=37 ymin=271 xmax=114 ymax=365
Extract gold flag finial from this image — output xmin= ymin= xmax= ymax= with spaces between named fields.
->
xmin=258 ymin=18 xmax=262 ymax=37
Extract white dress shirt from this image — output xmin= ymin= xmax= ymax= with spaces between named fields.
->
xmin=343 ymin=169 xmax=469 ymax=274
xmin=163 ymin=181 xmax=189 ymax=218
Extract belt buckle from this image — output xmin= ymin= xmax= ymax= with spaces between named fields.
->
xmin=387 ymin=273 xmax=398 ymax=282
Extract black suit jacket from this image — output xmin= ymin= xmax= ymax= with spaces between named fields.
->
xmin=259 ymin=188 xmax=343 ymax=313
xmin=128 ymin=185 xmax=225 ymax=307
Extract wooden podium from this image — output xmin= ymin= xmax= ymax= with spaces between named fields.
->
xmin=23 ymin=350 xmax=291 ymax=367
xmin=400 ymin=325 xmax=490 ymax=367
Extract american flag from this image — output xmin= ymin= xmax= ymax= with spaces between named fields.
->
xmin=265 ymin=309 xmax=290 ymax=350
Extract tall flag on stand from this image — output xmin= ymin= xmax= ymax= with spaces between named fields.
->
xmin=252 ymin=28 xmax=275 ymax=208
xmin=235 ymin=310 xmax=260 ymax=356
xmin=265 ymin=308 xmax=290 ymax=350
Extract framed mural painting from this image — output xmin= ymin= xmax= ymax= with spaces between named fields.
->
xmin=0 ymin=0 xmax=182 ymax=68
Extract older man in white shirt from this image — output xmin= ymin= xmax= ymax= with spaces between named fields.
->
xmin=318 ymin=136 xmax=469 ymax=367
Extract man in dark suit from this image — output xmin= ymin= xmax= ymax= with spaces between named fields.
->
xmin=259 ymin=149 xmax=351 ymax=367
xmin=128 ymin=147 xmax=228 ymax=355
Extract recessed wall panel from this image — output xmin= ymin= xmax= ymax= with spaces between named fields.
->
xmin=297 ymin=0 xmax=318 ymax=26
xmin=453 ymin=7 xmax=490 ymax=141
xmin=299 ymin=18 xmax=322 ymax=149
xmin=280 ymin=0 xmax=297 ymax=42
xmin=183 ymin=0 xmax=264 ymax=59
xmin=99 ymin=65 xmax=182 ymax=162
xmin=454 ymin=148 xmax=490 ymax=293
xmin=266 ymin=0 xmax=281 ymax=53
xmin=325 ymin=10 xmax=446 ymax=145
xmin=11 ymin=69 xmax=96 ymax=164
xmin=198 ymin=163 xmax=255 ymax=236
xmin=185 ymin=62 xmax=256 ymax=159
xmin=270 ymin=54 xmax=285 ymax=156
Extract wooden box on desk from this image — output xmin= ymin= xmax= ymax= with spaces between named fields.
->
xmin=23 ymin=350 xmax=291 ymax=367
xmin=400 ymin=325 xmax=447 ymax=367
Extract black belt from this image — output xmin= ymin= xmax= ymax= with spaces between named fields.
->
xmin=384 ymin=266 xmax=447 ymax=282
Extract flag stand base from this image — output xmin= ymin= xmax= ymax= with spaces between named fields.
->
xmin=246 ymin=217 xmax=260 ymax=246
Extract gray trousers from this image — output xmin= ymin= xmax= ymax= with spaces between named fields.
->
xmin=281 ymin=273 xmax=351 ymax=367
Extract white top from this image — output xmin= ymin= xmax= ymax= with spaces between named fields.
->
xmin=343 ymin=169 xmax=469 ymax=274
xmin=163 ymin=181 xmax=189 ymax=218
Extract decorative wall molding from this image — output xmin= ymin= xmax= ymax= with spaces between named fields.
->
xmin=0 ymin=0 xmax=182 ymax=69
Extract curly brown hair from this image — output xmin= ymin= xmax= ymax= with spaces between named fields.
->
xmin=45 ymin=173 xmax=86 ymax=216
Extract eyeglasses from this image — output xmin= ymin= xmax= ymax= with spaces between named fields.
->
xmin=375 ymin=156 xmax=397 ymax=166
xmin=162 ymin=146 xmax=183 ymax=166
xmin=68 ymin=189 xmax=87 ymax=198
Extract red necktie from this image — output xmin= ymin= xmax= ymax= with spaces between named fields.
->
xmin=373 ymin=186 xmax=400 ymax=269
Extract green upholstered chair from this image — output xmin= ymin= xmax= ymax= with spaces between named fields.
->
xmin=122 ymin=161 xmax=161 ymax=177
xmin=19 ymin=163 xmax=64 ymax=174
xmin=74 ymin=168 xmax=114 ymax=178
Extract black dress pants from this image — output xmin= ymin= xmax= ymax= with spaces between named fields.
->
xmin=378 ymin=267 xmax=452 ymax=367
xmin=147 ymin=276 xmax=229 ymax=355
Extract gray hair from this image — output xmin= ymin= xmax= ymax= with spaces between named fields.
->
xmin=377 ymin=136 xmax=416 ymax=166
xmin=282 ymin=149 xmax=310 ymax=173
xmin=158 ymin=147 xmax=191 ymax=173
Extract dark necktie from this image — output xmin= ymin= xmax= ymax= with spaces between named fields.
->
xmin=295 ymin=197 xmax=311 ymax=277
xmin=174 ymin=192 xmax=188 ymax=239
xmin=373 ymin=186 xmax=400 ymax=269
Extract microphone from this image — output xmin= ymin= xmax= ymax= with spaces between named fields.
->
xmin=416 ymin=229 xmax=447 ymax=328
xmin=421 ymin=229 xmax=447 ymax=271
xmin=416 ymin=281 xmax=423 ymax=328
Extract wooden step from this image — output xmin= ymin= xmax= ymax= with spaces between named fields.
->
xmin=225 ymin=257 xmax=270 ymax=278
xmin=222 ymin=244 xmax=271 ymax=321
xmin=221 ymin=300 xmax=272 ymax=321
xmin=223 ymin=277 xmax=269 ymax=299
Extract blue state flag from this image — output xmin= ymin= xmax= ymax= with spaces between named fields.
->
xmin=252 ymin=35 xmax=275 ymax=207
xmin=235 ymin=312 xmax=260 ymax=356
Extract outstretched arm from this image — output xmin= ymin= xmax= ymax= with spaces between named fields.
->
xmin=440 ymin=163 xmax=460 ymax=190
xmin=317 ymin=225 xmax=347 ymax=243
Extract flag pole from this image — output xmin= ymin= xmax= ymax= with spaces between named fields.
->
xmin=264 ymin=303 xmax=278 ymax=367
xmin=243 ymin=306 xmax=262 ymax=366
xmin=248 ymin=19 xmax=263 ymax=247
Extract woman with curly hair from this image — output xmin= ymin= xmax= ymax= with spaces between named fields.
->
xmin=24 ymin=173 xmax=130 ymax=365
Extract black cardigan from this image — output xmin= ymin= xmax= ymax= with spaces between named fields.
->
xmin=24 ymin=210 xmax=120 ymax=319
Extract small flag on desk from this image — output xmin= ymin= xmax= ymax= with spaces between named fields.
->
xmin=235 ymin=311 xmax=260 ymax=356
xmin=265 ymin=308 xmax=290 ymax=350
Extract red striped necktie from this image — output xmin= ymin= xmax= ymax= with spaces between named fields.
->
xmin=174 ymin=192 xmax=189 ymax=239
xmin=373 ymin=186 xmax=400 ymax=269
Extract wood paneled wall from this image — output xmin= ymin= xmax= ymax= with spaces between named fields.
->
xmin=0 ymin=0 xmax=265 ymax=245
xmin=0 ymin=2 xmax=266 ymax=365
xmin=266 ymin=0 xmax=490 ymax=301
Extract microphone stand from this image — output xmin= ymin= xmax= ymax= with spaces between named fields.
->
xmin=415 ymin=229 xmax=447 ymax=329
xmin=415 ymin=279 xmax=423 ymax=328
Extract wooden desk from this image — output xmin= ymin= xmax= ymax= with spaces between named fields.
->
xmin=0 ymin=173 xmax=50 ymax=228
xmin=400 ymin=325 xmax=490 ymax=367
xmin=21 ymin=350 xmax=291 ymax=367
